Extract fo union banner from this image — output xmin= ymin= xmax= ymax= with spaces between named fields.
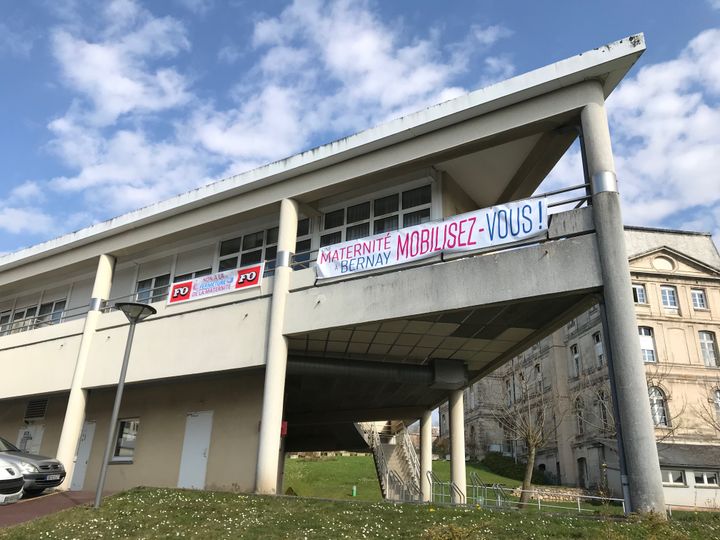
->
xmin=167 ymin=263 xmax=264 ymax=305
xmin=316 ymin=197 xmax=548 ymax=279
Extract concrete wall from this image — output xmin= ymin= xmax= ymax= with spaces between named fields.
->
xmin=80 ymin=370 xmax=264 ymax=492
xmin=0 ymin=394 xmax=68 ymax=458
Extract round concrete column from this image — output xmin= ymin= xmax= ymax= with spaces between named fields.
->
xmin=255 ymin=198 xmax=299 ymax=495
xmin=420 ymin=410 xmax=433 ymax=502
xmin=56 ymin=254 xmax=115 ymax=489
xmin=449 ymin=389 xmax=466 ymax=504
xmin=581 ymin=82 xmax=666 ymax=514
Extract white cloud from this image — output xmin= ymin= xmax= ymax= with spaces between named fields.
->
xmin=218 ymin=44 xmax=241 ymax=64
xmin=547 ymin=28 xmax=720 ymax=244
xmin=0 ymin=207 xmax=55 ymax=236
xmin=175 ymin=0 xmax=214 ymax=15
xmin=9 ymin=182 xmax=45 ymax=203
xmin=472 ymin=24 xmax=513 ymax=47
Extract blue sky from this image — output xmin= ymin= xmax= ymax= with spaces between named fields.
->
xmin=1 ymin=0 xmax=719 ymax=254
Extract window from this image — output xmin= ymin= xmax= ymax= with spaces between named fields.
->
xmin=699 ymin=331 xmax=719 ymax=367
xmin=694 ymin=471 xmax=719 ymax=486
xmin=632 ymin=284 xmax=647 ymax=304
xmin=35 ymin=300 xmax=66 ymax=327
xmin=661 ymin=285 xmax=678 ymax=309
xmin=597 ymin=391 xmax=611 ymax=431
xmin=691 ymin=289 xmax=708 ymax=310
xmin=649 ymin=386 xmax=669 ymax=427
xmin=714 ymin=389 xmax=720 ymax=419
xmin=593 ymin=332 xmax=604 ymax=366
xmin=638 ymin=326 xmax=657 ymax=363
xmin=570 ymin=344 xmax=581 ymax=377
xmin=9 ymin=306 xmax=38 ymax=333
xmin=534 ymin=363 xmax=542 ymax=393
xmin=505 ymin=379 xmax=513 ymax=406
xmin=136 ymin=274 xmax=170 ymax=303
xmin=320 ymin=185 xmax=432 ymax=247
xmin=0 ymin=311 xmax=10 ymax=335
xmin=661 ymin=469 xmax=686 ymax=485
xmin=113 ymin=419 xmax=139 ymax=462
xmin=575 ymin=398 xmax=584 ymax=436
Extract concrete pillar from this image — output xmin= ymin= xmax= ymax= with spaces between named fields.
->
xmin=420 ymin=410 xmax=432 ymax=502
xmin=256 ymin=199 xmax=298 ymax=494
xmin=449 ymin=389 xmax=466 ymax=504
xmin=56 ymin=254 xmax=115 ymax=489
xmin=581 ymin=82 xmax=666 ymax=514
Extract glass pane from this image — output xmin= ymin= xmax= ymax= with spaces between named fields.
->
xmin=243 ymin=231 xmax=264 ymax=251
xmin=321 ymin=232 xmax=342 ymax=247
xmin=324 ymin=209 xmax=344 ymax=230
xmin=672 ymin=471 xmax=684 ymax=483
xmin=195 ymin=268 xmax=212 ymax=278
xmin=346 ymin=223 xmax=370 ymax=241
xmin=374 ymin=215 xmax=398 ymax=234
xmin=220 ymin=237 xmax=242 ymax=256
xmin=114 ymin=420 xmax=139 ymax=458
xmin=154 ymin=274 xmax=170 ymax=287
xmin=218 ymin=257 xmax=237 ymax=272
xmin=403 ymin=208 xmax=431 ymax=228
xmin=297 ymin=218 xmax=310 ymax=236
xmin=241 ymin=250 xmax=262 ymax=265
xmin=265 ymin=246 xmax=277 ymax=262
xmin=38 ymin=303 xmax=54 ymax=316
xmin=347 ymin=202 xmax=370 ymax=224
xmin=296 ymin=239 xmax=311 ymax=253
xmin=707 ymin=473 xmax=718 ymax=484
xmin=266 ymin=227 xmax=279 ymax=245
xmin=374 ymin=194 xmax=398 ymax=216
xmin=695 ymin=473 xmax=705 ymax=484
xmin=402 ymin=185 xmax=431 ymax=209
xmin=174 ymin=273 xmax=193 ymax=283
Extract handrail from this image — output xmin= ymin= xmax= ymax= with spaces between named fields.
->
xmin=450 ymin=482 xmax=466 ymax=505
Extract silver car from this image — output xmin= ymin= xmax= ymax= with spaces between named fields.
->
xmin=0 ymin=437 xmax=66 ymax=495
xmin=0 ymin=457 xmax=23 ymax=504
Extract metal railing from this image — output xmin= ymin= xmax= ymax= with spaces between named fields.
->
xmin=399 ymin=425 xmax=421 ymax=490
xmin=0 ymin=303 xmax=92 ymax=337
xmin=427 ymin=471 xmax=465 ymax=505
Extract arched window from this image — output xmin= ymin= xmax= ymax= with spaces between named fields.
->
xmin=649 ymin=386 xmax=669 ymax=427
xmin=575 ymin=397 xmax=584 ymax=435
xmin=714 ymin=389 xmax=720 ymax=419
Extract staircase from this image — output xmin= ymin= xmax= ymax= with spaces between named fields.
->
xmin=357 ymin=421 xmax=421 ymax=501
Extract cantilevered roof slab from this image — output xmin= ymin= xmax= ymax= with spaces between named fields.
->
xmin=0 ymin=35 xmax=645 ymax=282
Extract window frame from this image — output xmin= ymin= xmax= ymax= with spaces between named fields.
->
xmin=632 ymin=283 xmax=647 ymax=305
xmin=570 ymin=344 xmax=581 ymax=378
xmin=691 ymin=289 xmax=708 ymax=310
xmin=111 ymin=418 xmax=140 ymax=463
xmin=660 ymin=285 xmax=679 ymax=309
xmin=694 ymin=471 xmax=719 ymax=487
xmin=699 ymin=331 xmax=719 ymax=368
xmin=136 ymin=274 xmax=171 ymax=304
xmin=649 ymin=386 xmax=669 ymax=427
xmin=661 ymin=469 xmax=686 ymax=486
xmin=592 ymin=331 xmax=604 ymax=367
xmin=638 ymin=326 xmax=657 ymax=363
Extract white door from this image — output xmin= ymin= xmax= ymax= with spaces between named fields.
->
xmin=16 ymin=424 xmax=45 ymax=454
xmin=177 ymin=411 xmax=213 ymax=489
xmin=70 ymin=421 xmax=96 ymax=491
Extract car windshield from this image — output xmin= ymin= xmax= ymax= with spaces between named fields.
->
xmin=0 ymin=437 xmax=20 ymax=452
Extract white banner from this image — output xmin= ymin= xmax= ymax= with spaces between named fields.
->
xmin=316 ymin=197 xmax=547 ymax=279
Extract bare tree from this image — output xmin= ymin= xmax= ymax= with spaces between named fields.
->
xmin=491 ymin=369 xmax=560 ymax=507
xmin=693 ymin=376 xmax=720 ymax=435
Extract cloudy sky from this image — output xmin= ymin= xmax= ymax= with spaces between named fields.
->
xmin=1 ymin=0 xmax=719 ymax=254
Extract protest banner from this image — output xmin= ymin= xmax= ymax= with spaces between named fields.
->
xmin=168 ymin=263 xmax=263 ymax=305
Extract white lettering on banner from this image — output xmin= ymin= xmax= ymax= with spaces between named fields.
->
xmin=167 ymin=263 xmax=264 ymax=305
xmin=316 ymin=198 xmax=547 ymax=278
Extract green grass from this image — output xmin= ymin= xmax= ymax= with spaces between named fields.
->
xmin=282 ymin=455 xmax=521 ymax=501
xmin=1 ymin=487 xmax=717 ymax=539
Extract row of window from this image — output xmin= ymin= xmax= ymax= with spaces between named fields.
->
xmin=569 ymin=332 xmax=605 ymax=378
xmin=633 ymin=283 xmax=710 ymax=311
xmin=638 ymin=326 xmax=719 ymax=367
xmin=0 ymin=299 xmax=67 ymax=336
xmin=662 ymin=469 xmax=719 ymax=487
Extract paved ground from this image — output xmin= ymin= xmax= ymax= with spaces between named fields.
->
xmin=0 ymin=491 xmax=97 ymax=528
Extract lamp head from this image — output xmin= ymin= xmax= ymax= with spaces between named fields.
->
xmin=114 ymin=302 xmax=156 ymax=323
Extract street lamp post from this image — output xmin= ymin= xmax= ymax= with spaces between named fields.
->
xmin=94 ymin=302 xmax=156 ymax=509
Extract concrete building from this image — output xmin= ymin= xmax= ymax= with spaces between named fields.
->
xmin=450 ymin=227 xmax=720 ymax=509
xmin=0 ymin=35 xmax=667 ymax=512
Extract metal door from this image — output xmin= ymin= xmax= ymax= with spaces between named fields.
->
xmin=70 ymin=421 xmax=96 ymax=491
xmin=177 ymin=411 xmax=214 ymax=489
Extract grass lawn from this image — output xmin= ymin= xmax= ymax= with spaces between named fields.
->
xmin=1 ymin=487 xmax=717 ymax=539
xmin=282 ymin=455 xmax=521 ymax=501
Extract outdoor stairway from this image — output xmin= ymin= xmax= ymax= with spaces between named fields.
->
xmin=356 ymin=421 xmax=421 ymax=501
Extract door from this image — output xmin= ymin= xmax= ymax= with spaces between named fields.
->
xmin=177 ymin=411 xmax=213 ymax=489
xmin=70 ymin=421 xmax=96 ymax=491
xmin=16 ymin=424 xmax=45 ymax=454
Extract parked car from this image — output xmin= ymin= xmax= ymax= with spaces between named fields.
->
xmin=0 ymin=437 xmax=66 ymax=495
xmin=0 ymin=457 xmax=23 ymax=504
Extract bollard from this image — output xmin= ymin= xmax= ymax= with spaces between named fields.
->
xmin=352 ymin=485 xmax=357 ymax=497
